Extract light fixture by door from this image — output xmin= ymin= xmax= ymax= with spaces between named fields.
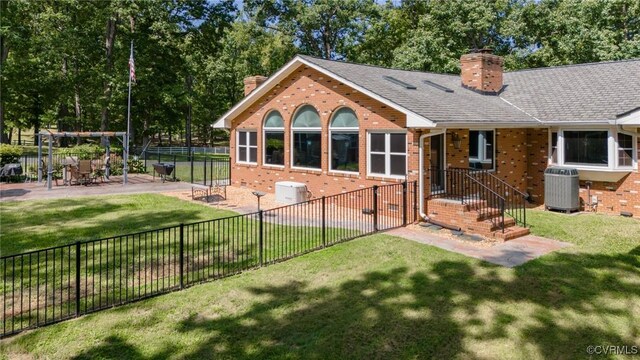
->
xmin=450 ymin=132 xmax=461 ymax=150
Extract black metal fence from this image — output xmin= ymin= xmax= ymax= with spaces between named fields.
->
xmin=141 ymin=152 xmax=230 ymax=186
xmin=1 ymin=181 xmax=417 ymax=338
xmin=11 ymin=150 xmax=228 ymax=186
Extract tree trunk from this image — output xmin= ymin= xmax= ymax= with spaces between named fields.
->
xmin=0 ymin=100 xmax=5 ymax=144
xmin=322 ymin=29 xmax=331 ymax=59
xmin=0 ymin=0 xmax=9 ymax=144
xmin=33 ymin=121 xmax=40 ymax=141
xmin=142 ymin=115 xmax=150 ymax=149
xmin=185 ymin=75 xmax=193 ymax=153
xmin=73 ymin=57 xmax=82 ymax=145
xmin=57 ymin=57 xmax=69 ymax=146
xmin=100 ymin=16 xmax=117 ymax=141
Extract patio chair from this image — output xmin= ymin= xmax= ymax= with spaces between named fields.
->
xmin=77 ymin=160 xmax=93 ymax=185
xmin=67 ymin=165 xmax=80 ymax=185
xmin=61 ymin=156 xmax=78 ymax=185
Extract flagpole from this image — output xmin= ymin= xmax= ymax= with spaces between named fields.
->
xmin=125 ymin=40 xmax=133 ymax=185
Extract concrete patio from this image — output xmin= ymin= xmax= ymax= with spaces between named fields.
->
xmin=386 ymin=226 xmax=572 ymax=268
xmin=0 ymin=174 xmax=195 ymax=202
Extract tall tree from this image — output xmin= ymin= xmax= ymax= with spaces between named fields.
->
xmin=246 ymin=0 xmax=377 ymax=59
xmin=505 ymin=0 xmax=640 ymax=69
xmin=390 ymin=0 xmax=511 ymax=73
xmin=100 ymin=8 xmax=117 ymax=133
xmin=0 ymin=0 xmax=9 ymax=143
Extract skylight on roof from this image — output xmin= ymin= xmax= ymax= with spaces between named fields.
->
xmin=423 ymin=80 xmax=454 ymax=93
xmin=383 ymin=76 xmax=417 ymax=90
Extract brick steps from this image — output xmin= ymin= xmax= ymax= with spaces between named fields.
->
xmin=492 ymin=226 xmax=531 ymax=241
xmin=427 ymin=198 xmax=529 ymax=241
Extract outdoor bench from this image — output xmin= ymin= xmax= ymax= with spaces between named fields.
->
xmin=192 ymin=183 xmax=227 ymax=203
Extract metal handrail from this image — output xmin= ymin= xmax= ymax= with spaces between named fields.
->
xmin=450 ymin=167 xmax=528 ymax=197
xmin=463 ymin=172 xmax=506 ymax=202
xmin=463 ymin=172 xmax=507 ymax=233
xmin=449 ymin=167 xmax=527 ymax=228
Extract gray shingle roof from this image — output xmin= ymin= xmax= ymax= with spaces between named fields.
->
xmin=502 ymin=59 xmax=640 ymax=122
xmin=299 ymin=55 xmax=640 ymax=124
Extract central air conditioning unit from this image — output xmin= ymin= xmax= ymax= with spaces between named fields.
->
xmin=275 ymin=181 xmax=308 ymax=204
xmin=544 ymin=167 xmax=580 ymax=213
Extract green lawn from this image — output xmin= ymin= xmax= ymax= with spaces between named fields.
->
xmin=1 ymin=206 xmax=639 ymax=359
xmin=0 ymin=194 xmax=238 ymax=256
xmin=0 ymin=195 xmax=360 ymax=332
xmin=143 ymin=160 xmax=229 ymax=183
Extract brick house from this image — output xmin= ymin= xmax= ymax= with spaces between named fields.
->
xmin=213 ymin=51 xmax=640 ymax=239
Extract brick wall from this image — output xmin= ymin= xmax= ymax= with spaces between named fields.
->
xmin=526 ymin=128 xmax=549 ymax=204
xmin=230 ymin=65 xmax=419 ymax=197
xmin=525 ymin=129 xmax=640 ymax=216
xmin=460 ymin=52 xmax=504 ymax=94
xmin=229 ymin=64 xmax=640 ymax=216
xmin=436 ymin=128 xmax=527 ymax=192
xmin=495 ymin=128 xmax=528 ymax=193
xmin=581 ymin=172 xmax=640 ymax=215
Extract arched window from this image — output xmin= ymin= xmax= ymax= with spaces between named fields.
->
xmin=263 ymin=111 xmax=285 ymax=166
xmin=291 ymin=105 xmax=322 ymax=169
xmin=329 ymin=107 xmax=359 ymax=173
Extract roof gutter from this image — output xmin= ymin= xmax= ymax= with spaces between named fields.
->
xmin=427 ymin=121 xmax=541 ymax=128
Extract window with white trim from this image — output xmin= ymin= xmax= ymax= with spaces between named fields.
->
xmin=237 ymin=130 xmax=257 ymax=164
xmin=330 ymin=107 xmax=359 ymax=173
xmin=549 ymin=128 xmax=637 ymax=170
xmin=263 ymin=111 xmax=284 ymax=166
xmin=618 ymin=132 xmax=634 ymax=167
xmin=368 ymin=132 xmax=406 ymax=177
xmin=564 ymin=130 xmax=608 ymax=166
xmin=469 ymin=130 xmax=495 ymax=170
xmin=550 ymin=131 xmax=558 ymax=164
xmin=291 ymin=105 xmax=321 ymax=169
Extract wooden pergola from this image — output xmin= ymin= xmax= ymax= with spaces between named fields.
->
xmin=37 ymin=131 xmax=130 ymax=190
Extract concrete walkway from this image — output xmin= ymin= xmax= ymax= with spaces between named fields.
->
xmin=0 ymin=175 xmax=195 ymax=202
xmin=386 ymin=227 xmax=572 ymax=267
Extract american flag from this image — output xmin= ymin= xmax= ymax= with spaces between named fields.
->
xmin=128 ymin=46 xmax=136 ymax=83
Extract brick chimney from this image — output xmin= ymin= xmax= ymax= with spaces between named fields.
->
xmin=243 ymin=75 xmax=268 ymax=96
xmin=460 ymin=49 xmax=504 ymax=95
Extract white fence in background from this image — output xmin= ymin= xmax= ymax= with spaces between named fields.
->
xmin=145 ymin=146 xmax=230 ymax=155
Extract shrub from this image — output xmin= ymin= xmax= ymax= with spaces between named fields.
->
xmin=0 ymin=144 xmax=23 ymax=166
xmin=108 ymin=158 xmax=144 ymax=175
xmin=57 ymin=144 xmax=103 ymax=159
xmin=128 ymin=158 xmax=145 ymax=173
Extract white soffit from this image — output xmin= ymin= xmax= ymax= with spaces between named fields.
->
xmin=616 ymin=108 xmax=640 ymax=126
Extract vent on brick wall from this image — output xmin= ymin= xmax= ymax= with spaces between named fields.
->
xmin=383 ymin=76 xmax=416 ymax=90
xmin=423 ymin=80 xmax=454 ymax=93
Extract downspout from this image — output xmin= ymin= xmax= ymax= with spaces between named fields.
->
xmin=418 ymin=133 xmax=430 ymax=221
xmin=417 ymin=130 xmax=464 ymax=232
